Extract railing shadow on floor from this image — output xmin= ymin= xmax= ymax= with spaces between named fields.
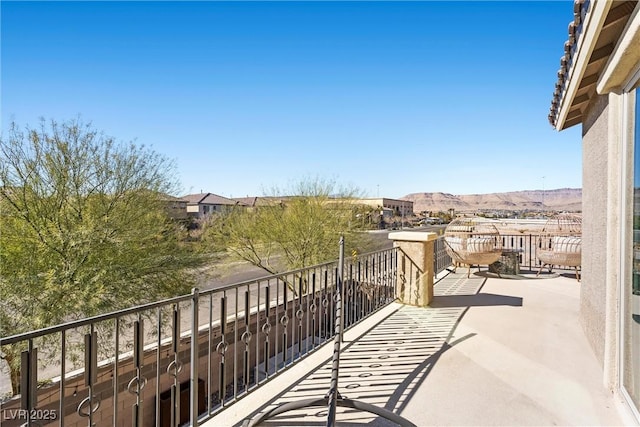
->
xmin=241 ymin=270 xmax=525 ymax=426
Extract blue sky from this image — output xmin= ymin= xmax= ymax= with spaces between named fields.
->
xmin=1 ymin=1 xmax=581 ymax=198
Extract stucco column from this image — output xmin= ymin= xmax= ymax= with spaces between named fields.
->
xmin=388 ymin=231 xmax=438 ymax=307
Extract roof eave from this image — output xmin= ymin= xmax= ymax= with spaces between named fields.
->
xmin=554 ymin=1 xmax=612 ymax=131
xmin=597 ymin=6 xmax=640 ymax=94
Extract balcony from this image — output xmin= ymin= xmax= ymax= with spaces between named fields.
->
xmin=0 ymin=233 xmax=631 ymax=426
xmin=205 ymin=271 xmax=624 ymax=426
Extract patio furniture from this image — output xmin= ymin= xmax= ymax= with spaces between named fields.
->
xmin=444 ymin=217 xmax=502 ymax=277
xmin=489 ymin=248 xmax=523 ymax=275
xmin=536 ymin=214 xmax=582 ymax=281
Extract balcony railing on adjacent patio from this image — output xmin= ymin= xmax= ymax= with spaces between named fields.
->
xmin=500 ymin=233 xmax=540 ymax=271
xmin=500 ymin=233 xmax=581 ymax=275
xmin=1 ymin=237 xmax=455 ymax=427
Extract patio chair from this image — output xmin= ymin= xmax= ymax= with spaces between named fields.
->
xmin=444 ymin=217 xmax=502 ymax=277
xmin=536 ymin=213 xmax=582 ymax=281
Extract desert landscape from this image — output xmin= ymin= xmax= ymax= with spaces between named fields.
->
xmin=403 ymin=188 xmax=581 ymax=214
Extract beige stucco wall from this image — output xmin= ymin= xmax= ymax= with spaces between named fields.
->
xmin=581 ymin=91 xmax=632 ymax=392
xmin=621 ymin=90 xmax=638 ymax=404
xmin=580 ymin=93 xmax=610 ymax=366
xmin=388 ymin=231 xmax=437 ymax=306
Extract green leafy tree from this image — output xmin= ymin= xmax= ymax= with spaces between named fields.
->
xmin=0 ymin=119 xmax=205 ymax=395
xmin=203 ymin=178 xmax=373 ymax=278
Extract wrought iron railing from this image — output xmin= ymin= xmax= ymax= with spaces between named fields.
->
xmin=434 ymin=236 xmax=453 ymax=276
xmin=0 ymin=245 xmax=434 ymax=427
xmin=500 ymin=233 xmax=580 ymax=273
xmin=435 ymin=232 xmax=578 ymax=274
xmin=500 ymin=233 xmax=537 ymax=270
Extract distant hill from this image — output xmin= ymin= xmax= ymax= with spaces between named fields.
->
xmin=403 ymin=188 xmax=581 ymax=213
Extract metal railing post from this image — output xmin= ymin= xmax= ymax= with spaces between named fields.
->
xmin=327 ymin=236 xmax=344 ymax=426
xmin=78 ymin=328 xmax=100 ymax=427
xmin=529 ymin=234 xmax=533 ymax=271
xmin=20 ymin=340 xmax=37 ymax=427
xmin=190 ymin=287 xmax=200 ymax=427
xmin=129 ymin=320 xmax=145 ymax=427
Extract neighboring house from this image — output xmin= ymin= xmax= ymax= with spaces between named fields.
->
xmin=161 ymin=194 xmax=188 ymax=220
xmin=549 ymin=0 xmax=639 ymax=422
xmin=358 ymin=197 xmax=414 ymax=217
xmin=232 ymin=196 xmax=260 ymax=209
xmin=182 ymin=192 xmax=244 ymax=218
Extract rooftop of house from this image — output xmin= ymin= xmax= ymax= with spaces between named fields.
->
xmin=231 ymin=196 xmax=290 ymax=207
xmin=182 ymin=192 xmax=244 ymax=206
xmin=360 ymin=197 xmax=414 ymax=204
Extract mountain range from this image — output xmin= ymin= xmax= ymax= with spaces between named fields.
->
xmin=402 ymin=188 xmax=582 ymax=213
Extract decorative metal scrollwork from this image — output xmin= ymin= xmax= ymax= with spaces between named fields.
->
xmin=280 ymin=314 xmax=289 ymax=327
xmin=262 ymin=322 xmax=271 ymax=335
xmin=216 ymin=340 xmax=229 ymax=355
xmin=126 ymin=376 xmax=148 ymax=396
xmin=77 ymin=331 xmax=102 ymax=425
xmin=77 ymin=395 xmax=101 ymax=418
xmin=166 ymin=360 xmax=183 ymax=378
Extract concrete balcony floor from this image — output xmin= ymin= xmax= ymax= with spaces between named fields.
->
xmin=206 ymin=270 xmax=631 ymax=426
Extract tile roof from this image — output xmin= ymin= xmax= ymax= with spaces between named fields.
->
xmin=233 ymin=196 xmax=291 ymax=206
xmin=232 ymin=197 xmax=258 ymax=207
xmin=181 ymin=192 xmax=243 ymax=206
xmin=549 ymin=0 xmax=637 ymax=130
xmin=548 ymin=0 xmax=589 ymax=129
